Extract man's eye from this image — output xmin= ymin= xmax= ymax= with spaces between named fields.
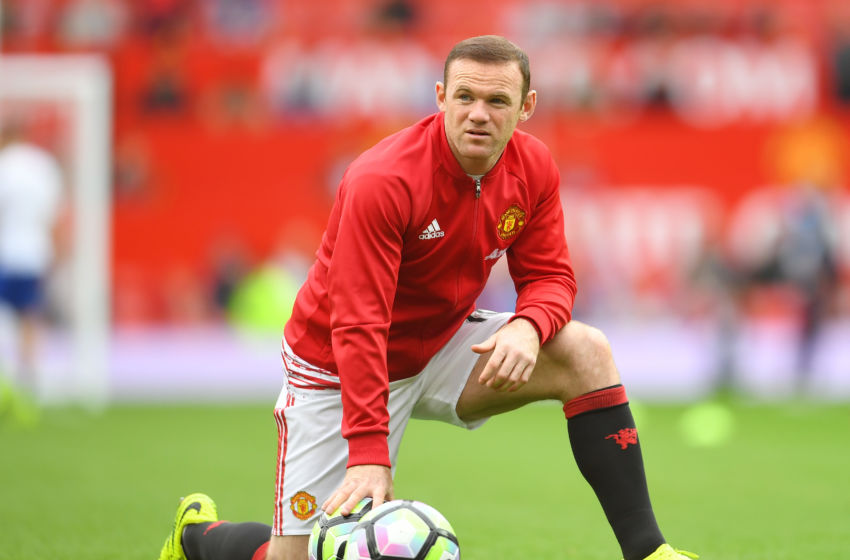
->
xmin=459 ymin=94 xmax=472 ymax=102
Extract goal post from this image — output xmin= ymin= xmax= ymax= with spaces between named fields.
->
xmin=0 ymin=54 xmax=113 ymax=408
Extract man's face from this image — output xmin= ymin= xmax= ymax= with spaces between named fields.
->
xmin=436 ymin=58 xmax=536 ymax=176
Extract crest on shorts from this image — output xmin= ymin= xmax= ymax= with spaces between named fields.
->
xmin=290 ymin=491 xmax=317 ymax=520
xmin=497 ymin=204 xmax=527 ymax=240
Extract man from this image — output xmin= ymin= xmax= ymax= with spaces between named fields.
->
xmin=159 ymin=35 xmax=696 ymax=560
xmin=0 ymin=120 xmax=63 ymax=419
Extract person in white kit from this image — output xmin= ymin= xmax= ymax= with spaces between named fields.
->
xmin=0 ymin=120 xmax=63 ymax=405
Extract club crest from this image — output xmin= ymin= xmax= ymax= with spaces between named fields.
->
xmin=290 ymin=491 xmax=317 ymax=520
xmin=497 ymin=204 xmax=527 ymax=240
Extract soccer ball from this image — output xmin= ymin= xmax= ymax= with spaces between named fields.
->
xmin=309 ymin=498 xmax=374 ymax=560
xmin=343 ymin=500 xmax=460 ymax=560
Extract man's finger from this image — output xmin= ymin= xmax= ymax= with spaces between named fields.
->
xmin=491 ymin=360 xmax=522 ymax=391
xmin=487 ymin=349 xmax=526 ymax=387
xmin=322 ymin=491 xmax=344 ymax=515
xmin=324 ymin=477 xmax=356 ymax=513
xmin=477 ymin=351 xmax=505 ymax=384
xmin=505 ymin=362 xmax=532 ymax=392
xmin=470 ymin=333 xmax=496 ymax=354
xmin=371 ymin=493 xmax=386 ymax=510
xmin=365 ymin=479 xmax=393 ymax=511
xmin=339 ymin=488 xmax=368 ymax=516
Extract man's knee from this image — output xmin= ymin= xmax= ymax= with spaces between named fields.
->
xmin=546 ymin=321 xmax=611 ymax=365
xmin=542 ymin=321 xmax=620 ymax=399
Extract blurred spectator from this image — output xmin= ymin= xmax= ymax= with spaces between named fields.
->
xmin=162 ymin=266 xmax=212 ymax=324
xmin=142 ymin=64 xmax=189 ymax=114
xmin=135 ymin=0 xmax=193 ymax=115
xmin=113 ymin=133 xmax=153 ymax=199
xmin=0 ymin=0 xmax=53 ymax=50
xmin=502 ymin=1 xmax=622 ymax=44
xmin=135 ymin=0 xmax=194 ymax=38
xmin=226 ymin=260 xmax=299 ymax=335
xmin=208 ymin=236 xmax=251 ymax=319
xmin=746 ymin=184 xmax=839 ymax=386
xmin=201 ymin=0 xmax=274 ymax=46
xmin=828 ymin=10 xmax=850 ymax=106
xmin=833 ymin=39 xmax=850 ymax=105
xmin=686 ymin=234 xmax=741 ymax=394
xmin=630 ymin=4 xmax=678 ymax=110
xmin=141 ymin=37 xmax=190 ymax=115
xmin=0 ymin=120 xmax=63 ymax=402
xmin=56 ymin=0 xmax=128 ymax=50
xmin=742 ymin=4 xmax=783 ymax=43
xmin=198 ymin=77 xmax=264 ymax=131
xmin=370 ymin=0 xmax=418 ymax=33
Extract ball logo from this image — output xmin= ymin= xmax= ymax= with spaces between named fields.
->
xmin=497 ymin=204 xmax=526 ymax=240
xmin=290 ymin=491 xmax=317 ymax=520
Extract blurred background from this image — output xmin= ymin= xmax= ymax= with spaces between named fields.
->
xmin=1 ymin=0 xmax=849 ymax=407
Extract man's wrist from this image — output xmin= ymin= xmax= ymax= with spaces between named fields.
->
xmin=508 ymin=314 xmax=542 ymax=343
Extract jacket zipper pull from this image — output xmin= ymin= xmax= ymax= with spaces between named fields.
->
xmin=474 ymin=177 xmax=481 ymax=199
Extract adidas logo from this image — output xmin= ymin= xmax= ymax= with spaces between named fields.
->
xmin=419 ymin=219 xmax=445 ymax=240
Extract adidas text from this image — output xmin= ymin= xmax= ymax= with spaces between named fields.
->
xmin=419 ymin=219 xmax=445 ymax=240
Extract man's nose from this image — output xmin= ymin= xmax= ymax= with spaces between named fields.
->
xmin=468 ymin=100 xmax=489 ymax=123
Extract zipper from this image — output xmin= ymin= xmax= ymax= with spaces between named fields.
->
xmin=471 ymin=176 xmax=481 ymax=255
xmin=469 ymin=175 xmax=481 ymax=282
xmin=455 ymin=176 xmax=482 ymax=308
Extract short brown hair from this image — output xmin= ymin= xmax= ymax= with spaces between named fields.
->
xmin=443 ymin=35 xmax=531 ymax=100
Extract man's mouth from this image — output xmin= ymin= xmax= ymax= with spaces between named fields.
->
xmin=466 ymin=129 xmax=490 ymax=137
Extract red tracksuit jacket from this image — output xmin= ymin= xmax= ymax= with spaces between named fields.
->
xmin=283 ymin=113 xmax=576 ymax=467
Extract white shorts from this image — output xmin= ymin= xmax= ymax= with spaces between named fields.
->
xmin=271 ymin=310 xmax=511 ymax=535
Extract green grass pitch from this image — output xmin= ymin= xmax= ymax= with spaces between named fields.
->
xmin=1 ymin=400 xmax=848 ymax=559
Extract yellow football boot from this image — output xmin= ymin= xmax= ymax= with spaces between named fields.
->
xmin=637 ymin=544 xmax=699 ymax=560
xmin=158 ymin=493 xmax=219 ymax=560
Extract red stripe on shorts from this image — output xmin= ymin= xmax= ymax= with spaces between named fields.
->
xmin=272 ymin=395 xmax=293 ymax=535
xmin=286 ymin=374 xmax=341 ymax=390
xmin=281 ymin=345 xmax=341 ymax=390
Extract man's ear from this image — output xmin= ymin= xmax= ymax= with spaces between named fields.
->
xmin=519 ymin=89 xmax=537 ymax=122
xmin=435 ymin=82 xmax=447 ymax=112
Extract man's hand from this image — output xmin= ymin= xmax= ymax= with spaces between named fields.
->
xmin=471 ymin=318 xmax=540 ymax=392
xmin=321 ymin=464 xmax=394 ymax=516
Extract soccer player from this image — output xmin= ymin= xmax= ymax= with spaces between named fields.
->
xmin=159 ymin=35 xmax=697 ymax=560
xmin=0 ymin=119 xmax=63 ymax=420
